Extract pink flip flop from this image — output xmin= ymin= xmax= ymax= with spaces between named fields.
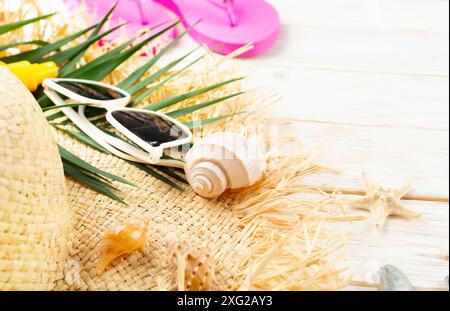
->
xmin=153 ymin=0 xmax=280 ymax=57
xmin=75 ymin=0 xmax=177 ymax=46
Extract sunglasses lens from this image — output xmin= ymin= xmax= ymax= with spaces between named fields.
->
xmin=54 ymin=81 xmax=126 ymax=100
xmin=111 ymin=110 xmax=189 ymax=147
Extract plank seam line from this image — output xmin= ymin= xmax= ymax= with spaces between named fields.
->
xmin=305 ymin=185 xmax=449 ymax=203
xmin=268 ymin=117 xmax=450 ymax=132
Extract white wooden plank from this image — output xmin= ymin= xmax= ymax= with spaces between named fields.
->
xmin=277 ymin=121 xmax=449 ymax=199
xmin=250 ymin=25 xmax=448 ymax=76
xmin=260 ymin=0 xmax=449 ymax=74
xmin=245 ymin=66 xmax=449 ymax=130
xmin=271 ymin=0 xmax=449 ymax=32
xmin=331 ymin=200 xmax=449 ymax=290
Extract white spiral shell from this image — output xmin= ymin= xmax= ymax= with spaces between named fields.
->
xmin=184 ymin=132 xmax=266 ymax=198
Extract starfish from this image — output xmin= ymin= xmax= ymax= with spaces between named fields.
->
xmin=346 ymin=172 xmax=422 ymax=228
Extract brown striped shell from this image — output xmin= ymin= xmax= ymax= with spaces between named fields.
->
xmin=169 ymin=241 xmax=218 ymax=291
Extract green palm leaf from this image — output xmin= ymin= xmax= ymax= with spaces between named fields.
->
xmin=184 ymin=112 xmax=245 ymax=129
xmin=132 ymin=54 xmax=204 ymax=105
xmin=58 ymin=145 xmax=135 ymax=186
xmin=0 ymin=40 xmax=49 ymax=52
xmin=44 ymin=23 xmax=124 ymax=66
xmin=145 ymin=78 xmax=243 ymax=111
xmin=0 ymin=13 xmax=55 ymax=35
xmin=168 ymin=92 xmax=245 ymax=119
xmin=59 ymin=1 xmax=118 ymax=74
xmin=63 ymin=162 xmax=125 ymax=204
xmin=117 ymin=27 xmax=192 ymax=91
xmin=0 ymin=23 xmax=98 ymax=63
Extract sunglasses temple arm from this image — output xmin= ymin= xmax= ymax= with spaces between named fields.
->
xmin=154 ymin=158 xmax=185 ymax=168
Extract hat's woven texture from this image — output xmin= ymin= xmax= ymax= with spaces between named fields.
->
xmin=0 ymin=67 xmax=71 ymax=290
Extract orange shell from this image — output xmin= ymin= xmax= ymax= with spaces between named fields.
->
xmin=96 ymin=220 xmax=148 ymax=275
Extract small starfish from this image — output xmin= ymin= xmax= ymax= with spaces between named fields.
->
xmin=346 ymin=172 xmax=422 ymax=228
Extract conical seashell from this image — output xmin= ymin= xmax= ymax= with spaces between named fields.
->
xmin=169 ymin=241 xmax=218 ymax=291
xmin=184 ymin=132 xmax=266 ymax=198
xmin=96 ymin=220 xmax=148 ymax=275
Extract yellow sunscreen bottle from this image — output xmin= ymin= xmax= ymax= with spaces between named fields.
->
xmin=0 ymin=60 xmax=59 ymax=92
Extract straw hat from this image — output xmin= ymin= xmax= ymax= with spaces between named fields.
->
xmin=0 ymin=67 xmax=71 ymax=290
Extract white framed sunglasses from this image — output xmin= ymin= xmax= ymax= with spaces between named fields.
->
xmin=43 ymin=78 xmax=192 ymax=168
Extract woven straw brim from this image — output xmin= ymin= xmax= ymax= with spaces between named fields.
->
xmin=0 ymin=67 xmax=71 ymax=290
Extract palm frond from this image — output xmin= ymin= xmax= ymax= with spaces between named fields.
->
xmin=0 ymin=23 xmax=98 ymax=63
xmin=117 ymin=26 xmax=192 ymax=91
xmin=0 ymin=13 xmax=55 ymax=35
xmin=184 ymin=112 xmax=245 ymax=129
xmin=132 ymin=54 xmax=204 ymax=105
xmin=167 ymin=92 xmax=245 ymax=119
xmin=54 ymin=125 xmax=110 ymax=154
xmin=59 ymin=1 xmax=118 ymax=74
xmin=0 ymin=40 xmax=49 ymax=52
xmin=44 ymin=23 xmax=124 ymax=66
xmin=145 ymin=78 xmax=243 ymax=111
xmin=58 ymin=145 xmax=135 ymax=186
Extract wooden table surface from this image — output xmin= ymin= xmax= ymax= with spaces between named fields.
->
xmin=243 ymin=0 xmax=448 ymax=290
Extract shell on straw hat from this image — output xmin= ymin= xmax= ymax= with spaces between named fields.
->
xmin=0 ymin=66 xmax=71 ymax=290
xmin=184 ymin=132 xmax=267 ymax=198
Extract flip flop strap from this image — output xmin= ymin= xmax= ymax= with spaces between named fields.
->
xmin=207 ymin=0 xmax=238 ymax=27
xmin=136 ymin=0 xmax=148 ymax=25
xmin=224 ymin=0 xmax=237 ymax=27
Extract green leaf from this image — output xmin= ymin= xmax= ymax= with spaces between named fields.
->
xmin=42 ymin=103 xmax=91 ymax=111
xmin=117 ymin=27 xmax=192 ymax=91
xmin=132 ymin=53 xmax=204 ymax=105
xmin=45 ymin=23 xmax=124 ymax=66
xmin=168 ymin=92 xmax=245 ymax=119
xmin=54 ymin=126 xmax=110 ymax=154
xmin=58 ymin=3 xmax=118 ymax=75
xmin=0 ymin=40 xmax=49 ymax=52
xmin=0 ymin=13 xmax=55 ymax=35
xmin=1 ymin=23 xmax=98 ymax=63
xmin=92 ymin=2 xmax=117 ymax=36
xmin=61 ymin=38 xmax=133 ymax=78
xmin=58 ymin=145 xmax=136 ymax=187
xmin=130 ymin=162 xmax=185 ymax=191
xmin=46 ymin=111 xmax=65 ymax=121
xmin=127 ymin=46 xmax=201 ymax=97
xmin=145 ymin=77 xmax=243 ymax=111
xmin=68 ymin=21 xmax=179 ymax=81
xmin=63 ymin=162 xmax=125 ymax=204
xmin=184 ymin=112 xmax=245 ymax=129
xmin=90 ymin=115 xmax=107 ymax=125
xmin=154 ymin=166 xmax=188 ymax=184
